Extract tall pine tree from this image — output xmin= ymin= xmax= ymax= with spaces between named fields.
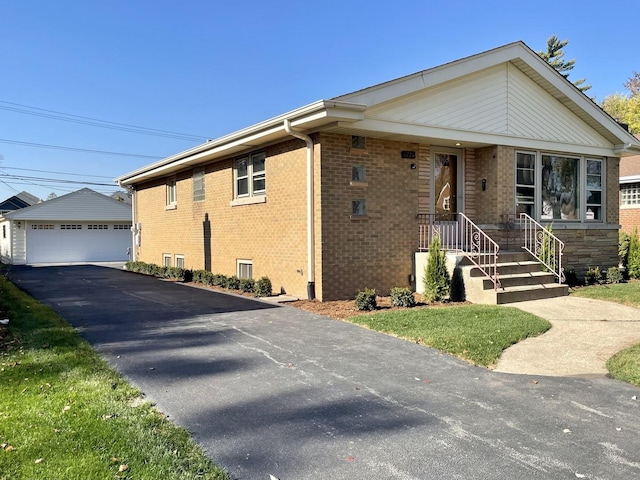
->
xmin=538 ymin=35 xmax=591 ymax=92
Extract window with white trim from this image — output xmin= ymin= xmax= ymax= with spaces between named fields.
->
xmin=235 ymin=153 xmax=265 ymax=198
xmin=515 ymin=152 xmax=535 ymax=217
xmin=175 ymin=255 xmax=185 ymax=269
xmin=237 ymin=259 xmax=253 ymax=279
xmin=166 ymin=178 xmax=177 ymax=207
xmin=193 ymin=167 xmax=205 ymax=201
xmin=514 ymin=151 xmax=605 ymax=222
xmin=162 ymin=254 xmax=172 ymax=267
xmin=622 ymin=182 xmax=640 ymax=206
xmin=586 ymin=159 xmax=602 ymax=220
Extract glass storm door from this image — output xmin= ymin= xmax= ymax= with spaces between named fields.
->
xmin=434 ymin=152 xmax=458 ymax=219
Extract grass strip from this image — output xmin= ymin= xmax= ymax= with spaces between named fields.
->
xmin=570 ymin=281 xmax=640 ymax=308
xmin=346 ymin=304 xmax=550 ymax=368
xmin=0 ymin=275 xmax=229 ymax=480
xmin=607 ymin=344 xmax=640 ymax=388
xmin=571 ymin=282 xmax=640 ymax=387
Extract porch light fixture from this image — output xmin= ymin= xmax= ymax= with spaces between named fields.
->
xmin=455 ymin=142 xmax=461 ymax=146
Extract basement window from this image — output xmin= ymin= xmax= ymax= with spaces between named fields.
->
xmin=237 ymin=259 xmax=253 ymax=279
xmin=175 ymin=255 xmax=185 ymax=269
xmin=162 ymin=254 xmax=172 ymax=267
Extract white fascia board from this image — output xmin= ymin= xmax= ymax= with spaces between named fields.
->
xmin=116 ymin=100 xmax=366 ymax=186
xmin=336 ymin=43 xmax=530 ymax=106
xmin=343 ymin=119 xmax=619 ymax=157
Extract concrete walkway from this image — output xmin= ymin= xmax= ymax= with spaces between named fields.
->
xmin=495 ymin=296 xmax=640 ymax=377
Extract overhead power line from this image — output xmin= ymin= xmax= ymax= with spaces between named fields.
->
xmin=0 ymin=173 xmax=114 ymax=187
xmin=0 ymin=165 xmax=114 ymax=179
xmin=0 ymin=138 xmax=163 ymax=159
xmin=0 ymin=100 xmax=209 ymax=142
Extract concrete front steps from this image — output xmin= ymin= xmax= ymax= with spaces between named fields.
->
xmin=459 ymin=251 xmax=568 ymax=305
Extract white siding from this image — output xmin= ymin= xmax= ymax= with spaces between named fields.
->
xmin=366 ymin=63 xmax=611 ymax=149
xmin=7 ymin=188 xmax=131 ymax=222
xmin=12 ymin=223 xmax=27 ymax=265
xmin=0 ymin=220 xmax=11 ymax=263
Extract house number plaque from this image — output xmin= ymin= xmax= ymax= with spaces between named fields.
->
xmin=401 ymin=150 xmax=416 ymax=159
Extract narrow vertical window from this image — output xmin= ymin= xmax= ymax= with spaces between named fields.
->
xmin=352 ymin=165 xmax=366 ymax=182
xmin=516 ymin=152 xmax=536 ymax=217
xmin=193 ymin=167 xmax=205 ymax=201
xmin=166 ymin=178 xmax=177 ymax=206
xmin=586 ymin=159 xmax=602 ymax=221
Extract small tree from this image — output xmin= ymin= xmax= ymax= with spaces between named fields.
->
xmin=628 ymin=228 xmax=640 ymax=280
xmin=423 ymin=234 xmax=450 ymax=302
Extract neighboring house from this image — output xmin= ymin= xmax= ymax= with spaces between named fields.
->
xmin=0 ymin=191 xmax=40 ymax=215
xmin=115 ymin=41 xmax=640 ymax=302
xmin=620 ymin=153 xmax=640 ymax=234
xmin=0 ymin=188 xmax=132 ymax=264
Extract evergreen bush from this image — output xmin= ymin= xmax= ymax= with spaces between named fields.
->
xmin=355 ymin=288 xmax=377 ymax=311
xmin=585 ymin=266 xmax=602 ymax=285
xmin=605 ymin=266 xmax=624 ymax=284
xmin=255 ymin=276 xmax=273 ymax=297
xmin=619 ymin=230 xmax=631 ymax=271
xmin=389 ymin=287 xmax=416 ymax=307
xmin=628 ymin=229 xmax=640 ymax=280
xmin=226 ymin=275 xmax=241 ymax=290
xmin=423 ymin=235 xmax=450 ymax=302
xmin=240 ymin=278 xmax=255 ymax=293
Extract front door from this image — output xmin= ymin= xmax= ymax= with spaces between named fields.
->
xmin=433 ymin=150 xmax=459 ymax=218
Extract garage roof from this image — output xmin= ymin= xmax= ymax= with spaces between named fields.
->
xmin=3 ymin=188 xmax=131 ymax=222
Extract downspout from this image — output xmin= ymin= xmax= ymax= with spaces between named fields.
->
xmin=118 ymin=181 xmax=136 ymax=262
xmin=283 ymin=119 xmax=315 ymax=300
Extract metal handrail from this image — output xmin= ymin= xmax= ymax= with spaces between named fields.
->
xmin=418 ymin=213 xmax=501 ymax=290
xmin=519 ymin=213 xmax=565 ymax=283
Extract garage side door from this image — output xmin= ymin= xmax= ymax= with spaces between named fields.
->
xmin=27 ymin=223 xmax=131 ymax=263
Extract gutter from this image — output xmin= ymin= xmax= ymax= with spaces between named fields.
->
xmin=284 ymin=119 xmax=316 ymax=300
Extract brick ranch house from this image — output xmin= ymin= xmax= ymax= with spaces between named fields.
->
xmin=620 ymin=152 xmax=640 ymax=234
xmin=116 ymin=41 xmax=640 ymax=302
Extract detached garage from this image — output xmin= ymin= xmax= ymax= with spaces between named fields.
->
xmin=0 ymin=188 xmax=132 ymax=265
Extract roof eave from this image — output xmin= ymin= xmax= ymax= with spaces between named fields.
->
xmin=115 ymin=100 xmax=366 ymax=186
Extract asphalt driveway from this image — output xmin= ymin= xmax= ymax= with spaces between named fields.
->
xmin=8 ymin=265 xmax=640 ymax=480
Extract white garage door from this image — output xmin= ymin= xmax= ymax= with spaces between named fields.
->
xmin=27 ymin=223 xmax=131 ymax=263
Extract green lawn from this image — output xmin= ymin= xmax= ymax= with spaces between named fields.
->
xmin=570 ymin=280 xmax=640 ymax=307
xmin=571 ymin=281 xmax=640 ymax=387
xmin=0 ymin=276 xmax=229 ymax=480
xmin=346 ymin=304 xmax=550 ymax=368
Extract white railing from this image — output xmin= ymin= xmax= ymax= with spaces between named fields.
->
xmin=418 ymin=213 xmax=501 ymax=290
xmin=520 ymin=213 xmax=564 ymax=283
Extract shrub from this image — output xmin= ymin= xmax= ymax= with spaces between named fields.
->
xmin=538 ymin=223 xmax=556 ymax=273
xmin=564 ymin=268 xmax=578 ymax=287
xmin=605 ymin=266 xmax=624 ymax=284
xmin=628 ymin=229 xmax=640 ymax=280
xmin=390 ymin=287 xmax=416 ymax=307
xmin=355 ymin=288 xmax=377 ymax=311
xmin=619 ymin=230 xmax=631 ymax=270
xmin=240 ymin=278 xmax=255 ymax=293
xmin=226 ymin=275 xmax=241 ymax=290
xmin=211 ymin=274 xmax=227 ymax=287
xmin=255 ymin=277 xmax=273 ymax=297
xmin=585 ymin=266 xmax=602 ymax=285
xmin=423 ymin=234 xmax=450 ymax=302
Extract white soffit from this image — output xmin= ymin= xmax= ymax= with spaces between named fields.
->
xmin=364 ymin=63 xmax=611 ymax=150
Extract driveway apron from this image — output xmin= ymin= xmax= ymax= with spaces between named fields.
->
xmin=8 ymin=265 xmax=640 ymax=480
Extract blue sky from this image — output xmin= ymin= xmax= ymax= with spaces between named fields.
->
xmin=1 ymin=0 xmax=636 ymax=201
